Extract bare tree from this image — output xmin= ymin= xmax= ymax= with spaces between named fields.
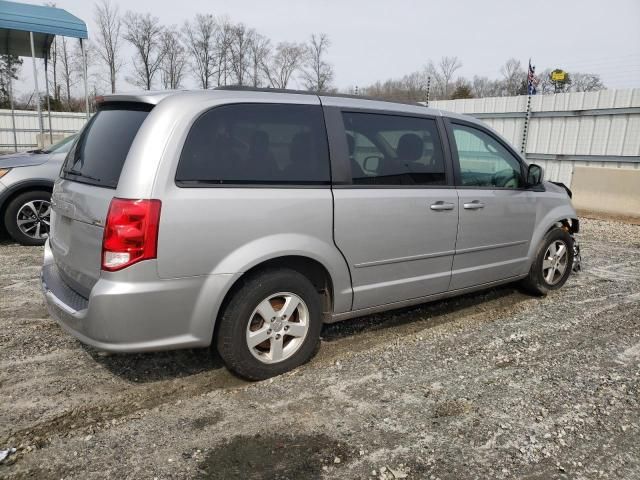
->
xmin=361 ymin=70 xmax=429 ymax=103
xmin=123 ymin=12 xmax=164 ymax=90
xmin=571 ymin=72 xmax=605 ymax=92
xmin=301 ymin=33 xmax=334 ymax=92
xmin=424 ymin=61 xmax=445 ymax=99
xmin=160 ymin=27 xmax=187 ymax=89
xmin=471 ymin=76 xmax=491 ymax=98
xmin=229 ymin=23 xmax=252 ymax=86
xmin=44 ymin=3 xmax=59 ymax=101
xmin=57 ymin=37 xmax=75 ymax=106
xmin=94 ymin=0 xmax=123 ymax=93
xmin=500 ymin=58 xmax=524 ymax=96
xmin=182 ymin=14 xmax=217 ymax=89
xmin=262 ymin=42 xmax=306 ymax=89
xmin=48 ymin=37 xmax=60 ymax=101
xmin=470 ymin=76 xmax=504 ymax=98
xmin=438 ymin=56 xmax=462 ymax=98
xmin=248 ymin=31 xmax=270 ymax=87
xmin=214 ymin=18 xmax=235 ymax=86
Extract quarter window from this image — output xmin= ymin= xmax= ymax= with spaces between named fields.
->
xmin=342 ymin=112 xmax=447 ymax=186
xmin=62 ymin=104 xmax=151 ymax=188
xmin=176 ymin=104 xmax=330 ymax=185
xmin=451 ymin=124 xmax=524 ymax=189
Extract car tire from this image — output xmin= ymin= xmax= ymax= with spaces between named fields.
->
xmin=216 ymin=268 xmax=323 ymax=381
xmin=521 ymin=227 xmax=574 ymax=296
xmin=3 ymin=190 xmax=52 ymax=246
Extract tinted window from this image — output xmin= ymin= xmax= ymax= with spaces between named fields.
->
xmin=62 ymin=104 xmax=151 ymax=188
xmin=452 ymin=124 xmax=524 ymax=188
xmin=342 ymin=112 xmax=446 ymax=186
xmin=176 ymin=104 xmax=330 ymax=185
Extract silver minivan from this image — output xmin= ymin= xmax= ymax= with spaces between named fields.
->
xmin=42 ymin=88 xmax=580 ymax=380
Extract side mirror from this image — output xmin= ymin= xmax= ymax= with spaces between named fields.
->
xmin=527 ymin=163 xmax=544 ymax=186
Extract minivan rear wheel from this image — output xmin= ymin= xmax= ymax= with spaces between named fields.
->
xmin=3 ymin=190 xmax=52 ymax=246
xmin=521 ymin=227 xmax=574 ymax=296
xmin=216 ymin=269 xmax=323 ymax=380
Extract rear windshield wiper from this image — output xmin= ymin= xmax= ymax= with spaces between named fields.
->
xmin=64 ymin=168 xmax=101 ymax=183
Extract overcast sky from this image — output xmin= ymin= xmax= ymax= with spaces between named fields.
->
xmin=12 ymin=0 xmax=640 ymax=95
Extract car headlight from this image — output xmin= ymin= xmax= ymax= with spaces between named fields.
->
xmin=0 ymin=168 xmax=12 ymax=179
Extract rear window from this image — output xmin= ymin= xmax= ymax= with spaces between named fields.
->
xmin=62 ymin=103 xmax=152 ymax=188
xmin=175 ymin=103 xmax=330 ymax=185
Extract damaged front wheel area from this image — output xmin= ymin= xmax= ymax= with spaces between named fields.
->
xmin=571 ymin=235 xmax=582 ymax=273
xmin=521 ymin=227 xmax=575 ymax=296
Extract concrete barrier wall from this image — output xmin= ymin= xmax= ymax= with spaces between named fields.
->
xmin=571 ymin=167 xmax=640 ymax=219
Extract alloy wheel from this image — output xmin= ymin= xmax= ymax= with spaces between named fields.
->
xmin=16 ymin=200 xmax=51 ymax=240
xmin=245 ymin=292 xmax=310 ymax=364
xmin=542 ymin=240 xmax=568 ymax=285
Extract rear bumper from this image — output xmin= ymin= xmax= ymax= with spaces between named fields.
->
xmin=41 ymin=240 xmax=237 ymax=352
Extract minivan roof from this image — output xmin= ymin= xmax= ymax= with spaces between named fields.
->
xmin=96 ymin=87 xmax=492 ymax=132
xmin=98 ymin=87 xmax=448 ymax=117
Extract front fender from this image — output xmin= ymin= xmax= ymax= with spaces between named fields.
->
xmin=527 ymin=202 xmax=578 ymax=262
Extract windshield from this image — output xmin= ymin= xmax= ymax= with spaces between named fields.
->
xmin=42 ymin=134 xmax=78 ymax=154
xmin=62 ymin=103 xmax=152 ymax=188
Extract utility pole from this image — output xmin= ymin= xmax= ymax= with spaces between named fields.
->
xmin=425 ymin=76 xmax=431 ymax=107
xmin=521 ymin=59 xmax=535 ymax=156
xmin=520 ymin=94 xmax=532 ymax=156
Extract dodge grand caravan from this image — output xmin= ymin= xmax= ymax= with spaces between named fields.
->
xmin=42 ymin=88 xmax=580 ymax=380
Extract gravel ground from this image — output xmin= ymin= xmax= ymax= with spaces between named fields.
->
xmin=1 ymin=217 xmax=639 ymax=480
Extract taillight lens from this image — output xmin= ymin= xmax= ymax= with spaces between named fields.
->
xmin=102 ymin=198 xmax=161 ymax=272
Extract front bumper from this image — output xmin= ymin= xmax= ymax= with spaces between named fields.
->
xmin=41 ymin=240 xmax=237 ymax=352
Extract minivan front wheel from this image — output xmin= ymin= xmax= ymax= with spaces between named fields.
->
xmin=216 ymin=269 xmax=323 ymax=380
xmin=3 ymin=190 xmax=52 ymax=246
xmin=521 ymin=227 xmax=574 ymax=296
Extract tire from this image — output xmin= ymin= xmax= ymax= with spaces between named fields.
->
xmin=216 ymin=268 xmax=323 ymax=380
xmin=521 ymin=227 xmax=574 ymax=296
xmin=3 ymin=190 xmax=52 ymax=246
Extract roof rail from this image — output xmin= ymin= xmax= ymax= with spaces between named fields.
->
xmin=214 ymin=85 xmax=424 ymax=107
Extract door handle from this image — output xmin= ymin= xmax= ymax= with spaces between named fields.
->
xmin=463 ymin=200 xmax=485 ymax=210
xmin=430 ymin=201 xmax=455 ymax=211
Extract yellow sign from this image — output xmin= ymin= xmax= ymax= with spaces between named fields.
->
xmin=551 ymin=70 xmax=567 ymax=82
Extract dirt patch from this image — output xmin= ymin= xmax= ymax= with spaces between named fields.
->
xmin=433 ymin=399 xmax=472 ymax=418
xmin=196 ymin=434 xmax=355 ymax=480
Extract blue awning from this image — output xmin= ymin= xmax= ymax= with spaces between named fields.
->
xmin=0 ymin=0 xmax=88 ymax=58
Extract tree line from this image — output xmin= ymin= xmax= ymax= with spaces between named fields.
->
xmin=358 ymin=56 xmax=606 ymax=104
xmin=0 ymin=0 xmax=606 ymax=111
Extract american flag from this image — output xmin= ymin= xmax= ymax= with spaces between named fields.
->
xmin=527 ymin=59 xmax=539 ymax=95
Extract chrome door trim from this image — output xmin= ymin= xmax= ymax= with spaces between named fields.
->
xmin=353 ymin=249 xmax=456 ymax=268
xmin=455 ymin=239 xmax=528 ymax=255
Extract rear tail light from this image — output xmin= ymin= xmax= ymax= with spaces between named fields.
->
xmin=102 ymin=198 xmax=161 ymax=271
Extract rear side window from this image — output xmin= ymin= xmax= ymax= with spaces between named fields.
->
xmin=176 ymin=103 xmax=330 ymax=185
xmin=342 ymin=112 xmax=447 ymax=186
xmin=62 ymin=103 xmax=151 ymax=188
